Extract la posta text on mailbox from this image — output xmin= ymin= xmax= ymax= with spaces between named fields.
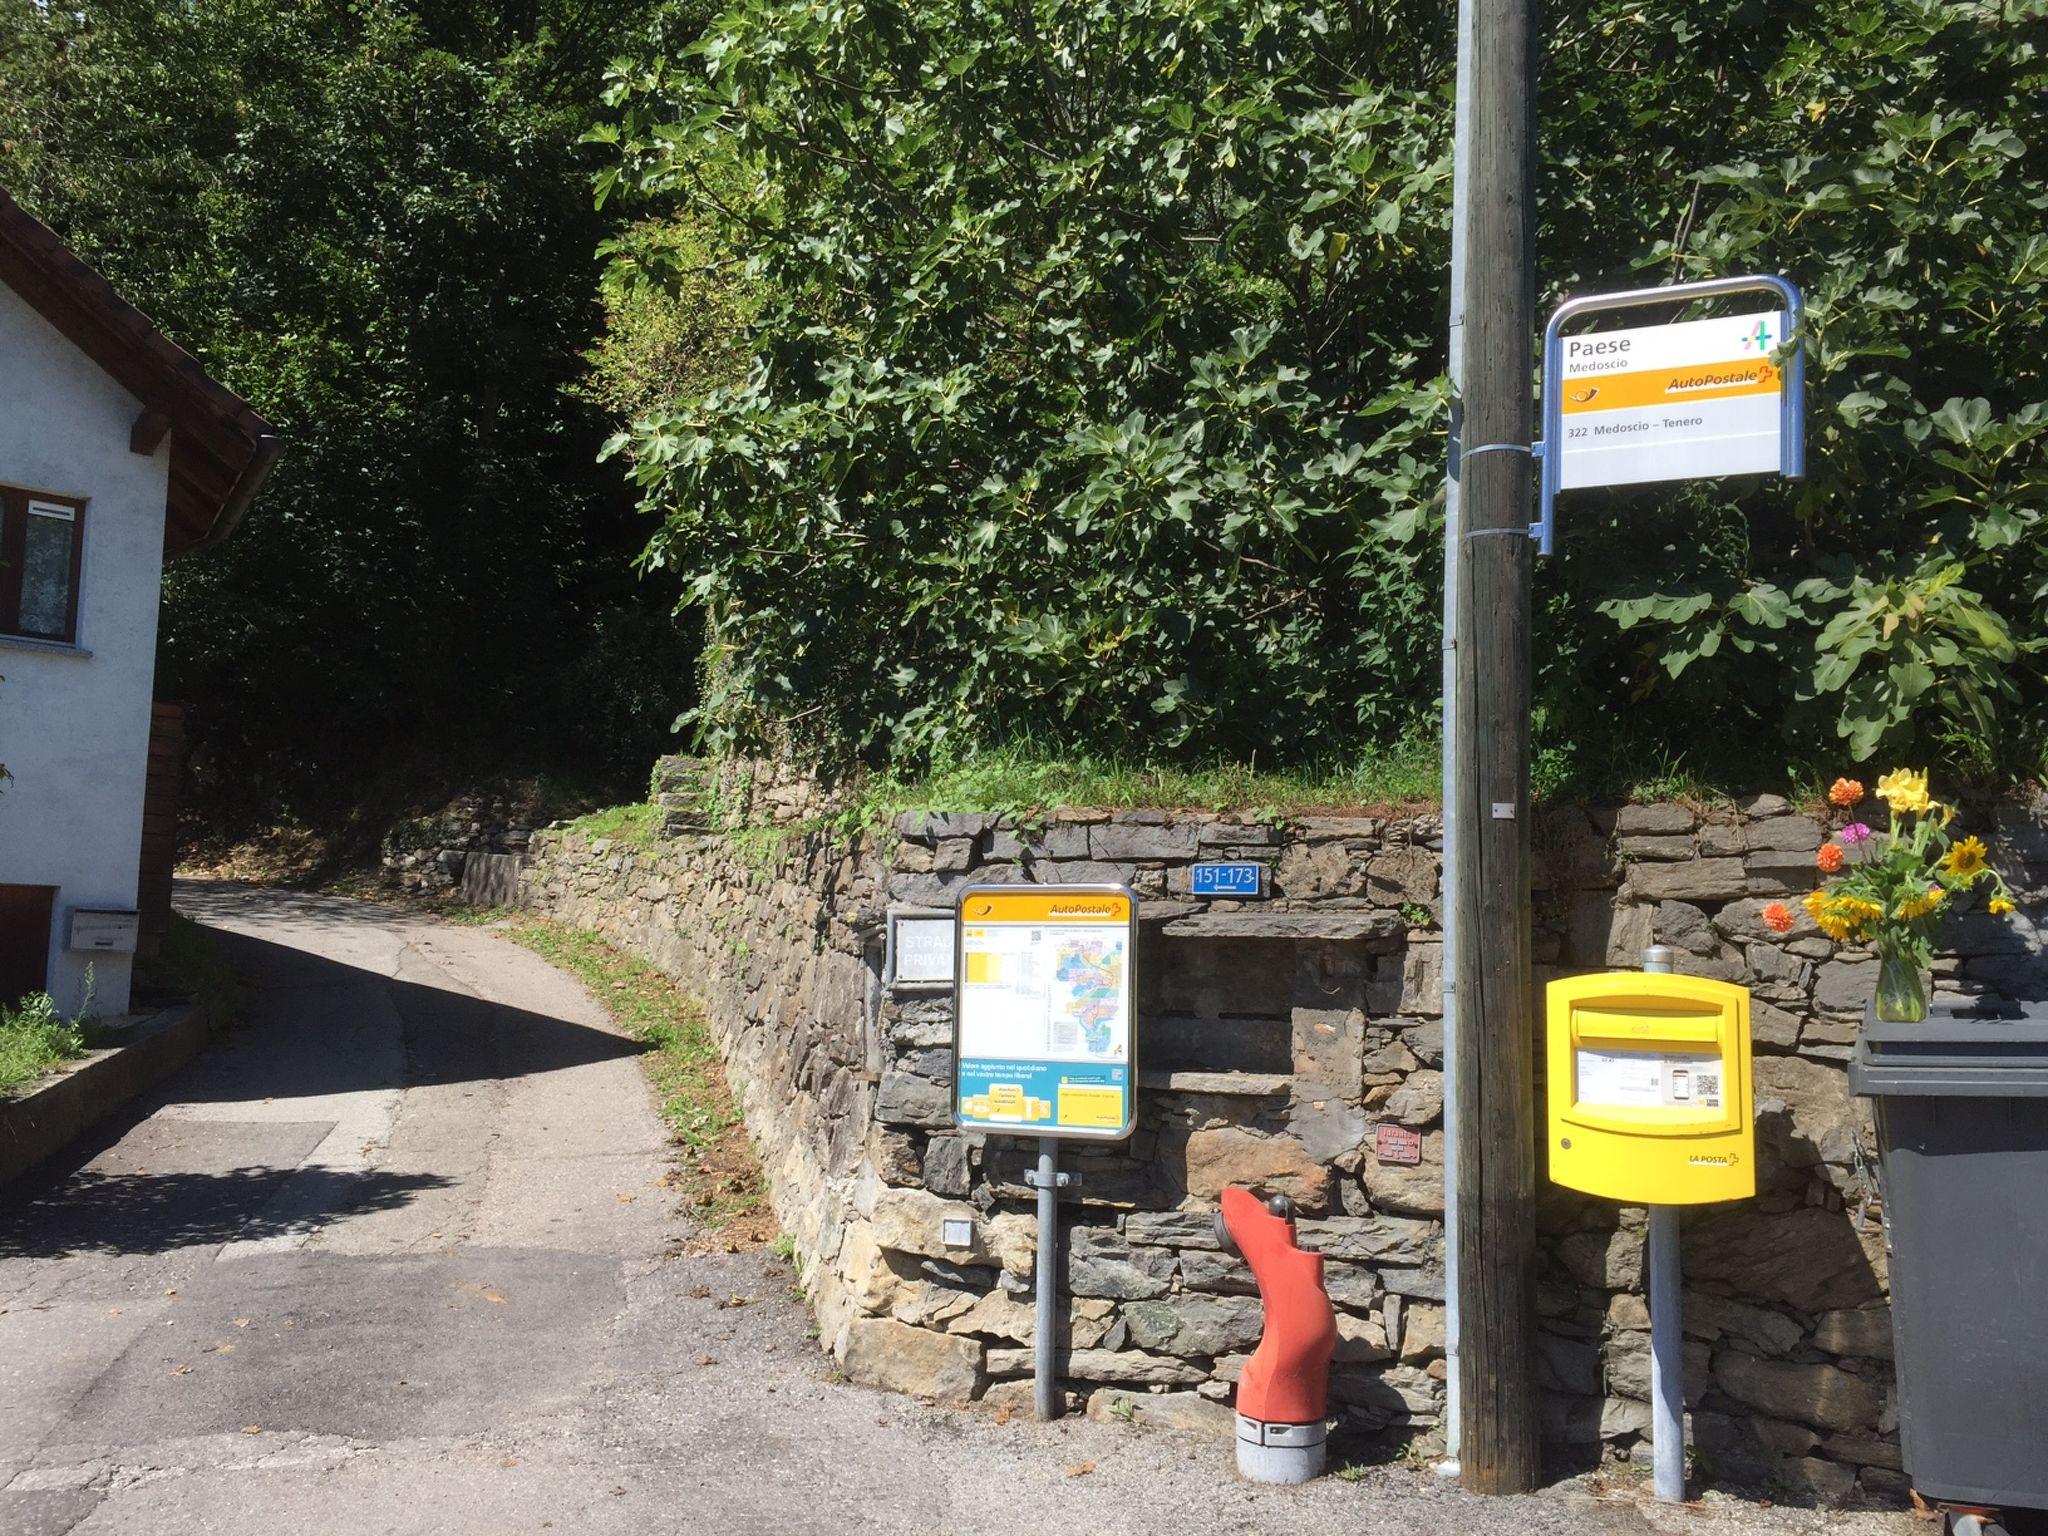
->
xmin=1545 ymin=971 xmax=1754 ymax=1205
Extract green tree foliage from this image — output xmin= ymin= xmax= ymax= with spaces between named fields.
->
xmin=595 ymin=0 xmax=1455 ymax=765
xmin=598 ymin=0 xmax=2048 ymax=784
xmin=1542 ymin=0 xmax=2048 ymax=773
xmin=0 ymin=0 xmax=699 ymax=823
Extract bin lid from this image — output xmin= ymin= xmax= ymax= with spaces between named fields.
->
xmin=1851 ymin=999 xmax=2048 ymax=1097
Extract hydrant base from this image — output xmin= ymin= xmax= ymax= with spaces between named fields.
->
xmin=1234 ymin=1415 xmax=1327 ymax=1484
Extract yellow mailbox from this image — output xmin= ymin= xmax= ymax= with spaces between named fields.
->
xmin=1546 ymin=970 xmax=1754 ymax=1205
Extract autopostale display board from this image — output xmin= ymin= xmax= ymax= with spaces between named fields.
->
xmin=1557 ymin=308 xmax=1791 ymax=490
xmin=953 ymin=885 xmax=1137 ymax=1140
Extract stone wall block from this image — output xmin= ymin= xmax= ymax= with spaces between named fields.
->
xmin=1177 ymin=1247 xmax=1259 ymax=1296
xmin=1123 ymin=1210 xmax=1222 ymax=1250
xmin=1179 ymin=1127 xmax=1330 ymax=1212
xmin=1556 ymin=1224 xmax=1645 ymax=1290
xmin=1626 ymin=858 xmax=1749 ymax=904
xmin=1378 ymin=1069 xmax=1443 ymax=1129
xmin=1684 ymin=1205 xmax=1885 ymax=1313
xmin=1042 ymin=824 xmax=1092 ymax=858
xmin=1090 ymin=821 xmax=1201 ymax=861
xmin=1295 ymin=1213 xmax=1438 ymax=1266
xmin=1718 ymin=895 xmax=1822 ymax=943
xmin=1065 ymin=1225 xmax=1177 ymax=1300
xmin=922 ymin=1135 xmax=971 ymax=1197
xmin=1046 ymin=859 xmax=1138 ymax=886
xmin=985 ymin=1347 xmax=1202 ymax=1386
xmin=1746 ymin=849 xmax=1827 ymax=895
xmin=1619 ymin=834 xmax=1696 ymax=862
xmin=1605 ymin=1329 xmax=1712 ymax=1405
xmin=1746 ymin=816 xmax=1824 ymax=852
xmin=1397 ymin=944 xmax=1444 ymax=1016
xmin=1814 ymin=957 xmax=1879 ymax=1017
xmin=1603 ymin=902 xmax=1655 ymax=966
xmin=1711 ymin=1349 xmax=1884 ymax=1434
xmin=1290 ymin=1004 xmax=1365 ymax=1099
xmin=1813 ymin=1307 xmax=1894 ymax=1359
xmin=1616 ymin=803 xmax=1697 ymax=836
xmin=1274 ymin=841 xmax=1365 ymax=900
xmin=1366 ymin=846 xmax=1437 ymax=905
xmin=1199 ymin=821 xmax=1282 ymax=847
xmin=895 ymin=811 xmax=990 ymax=841
xmin=1123 ymin=1293 xmax=1265 ymax=1357
xmin=876 ymin=1069 xmax=951 ymax=1129
xmin=1654 ymin=900 xmax=1718 ymax=954
xmin=840 ymin=1316 xmax=984 ymax=1404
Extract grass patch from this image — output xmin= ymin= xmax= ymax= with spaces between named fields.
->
xmin=857 ymin=738 xmax=1443 ymax=821
xmin=478 ymin=913 xmax=772 ymax=1243
xmin=561 ymin=801 xmax=662 ymax=848
xmin=546 ymin=734 xmax=1819 ymax=857
xmin=0 ymin=993 xmax=87 ymax=1098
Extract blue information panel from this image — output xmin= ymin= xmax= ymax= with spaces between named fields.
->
xmin=1190 ymin=862 xmax=1264 ymax=898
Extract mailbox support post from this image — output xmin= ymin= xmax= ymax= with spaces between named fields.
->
xmin=1641 ymin=944 xmax=1686 ymax=1502
xmin=1648 ymin=1205 xmax=1685 ymax=1500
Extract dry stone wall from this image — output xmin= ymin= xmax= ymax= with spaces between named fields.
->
xmin=516 ymin=760 xmax=2048 ymax=1504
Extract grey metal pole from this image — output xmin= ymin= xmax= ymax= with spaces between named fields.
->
xmin=1034 ymin=1135 xmax=1059 ymax=1421
xmin=1437 ymin=0 xmax=1476 ymax=1479
xmin=1641 ymin=944 xmax=1685 ymax=1501
xmin=1648 ymin=1205 xmax=1685 ymax=1499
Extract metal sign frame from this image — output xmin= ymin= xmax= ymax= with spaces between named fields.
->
xmin=883 ymin=907 xmax=957 ymax=994
xmin=1531 ymin=274 xmax=1805 ymax=555
xmin=951 ymin=882 xmax=1139 ymax=1142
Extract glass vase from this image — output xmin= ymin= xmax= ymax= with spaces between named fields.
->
xmin=1873 ymin=942 xmax=1928 ymax=1024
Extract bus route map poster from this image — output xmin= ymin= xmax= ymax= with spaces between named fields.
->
xmin=952 ymin=886 xmax=1137 ymax=1141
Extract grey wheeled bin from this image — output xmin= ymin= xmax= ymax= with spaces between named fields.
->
xmin=1850 ymin=1002 xmax=2048 ymax=1512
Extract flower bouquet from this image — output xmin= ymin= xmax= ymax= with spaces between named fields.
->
xmin=1761 ymin=769 xmax=2017 ymax=1023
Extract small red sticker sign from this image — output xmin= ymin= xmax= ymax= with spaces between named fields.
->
xmin=1374 ymin=1124 xmax=1423 ymax=1166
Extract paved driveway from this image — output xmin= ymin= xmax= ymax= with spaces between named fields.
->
xmin=0 ymin=882 xmax=1912 ymax=1536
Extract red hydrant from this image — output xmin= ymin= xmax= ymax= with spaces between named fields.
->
xmin=1216 ymin=1186 xmax=1337 ymax=1483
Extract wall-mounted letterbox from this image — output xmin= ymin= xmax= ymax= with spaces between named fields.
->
xmin=66 ymin=907 xmax=140 ymax=955
xmin=1545 ymin=971 xmax=1754 ymax=1204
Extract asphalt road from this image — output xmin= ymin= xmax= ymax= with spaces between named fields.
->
xmin=0 ymin=882 xmax=1915 ymax=1536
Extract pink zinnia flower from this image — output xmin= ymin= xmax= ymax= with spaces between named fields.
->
xmin=1840 ymin=823 xmax=1873 ymax=845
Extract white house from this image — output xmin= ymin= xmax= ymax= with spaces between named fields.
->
xmin=0 ymin=189 xmax=278 ymax=1018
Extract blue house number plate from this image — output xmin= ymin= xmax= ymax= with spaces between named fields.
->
xmin=1190 ymin=862 xmax=1265 ymax=898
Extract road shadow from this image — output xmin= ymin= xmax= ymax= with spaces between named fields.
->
xmin=0 ymin=1163 xmax=455 ymax=1258
xmin=155 ymin=892 xmax=650 ymax=1107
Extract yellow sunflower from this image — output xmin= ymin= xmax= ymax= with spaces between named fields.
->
xmin=1942 ymin=836 xmax=1989 ymax=879
xmin=1875 ymin=768 xmax=1932 ymax=815
xmin=1990 ymin=896 xmax=2017 ymax=916
xmin=1897 ymin=886 xmax=1946 ymax=922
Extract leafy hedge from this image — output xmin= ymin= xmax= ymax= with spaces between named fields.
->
xmin=599 ymin=0 xmax=2046 ymax=783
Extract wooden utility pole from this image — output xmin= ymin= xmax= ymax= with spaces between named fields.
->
xmin=1450 ymin=0 xmax=1542 ymax=1495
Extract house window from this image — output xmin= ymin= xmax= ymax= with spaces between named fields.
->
xmin=0 ymin=485 xmax=86 ymax=643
